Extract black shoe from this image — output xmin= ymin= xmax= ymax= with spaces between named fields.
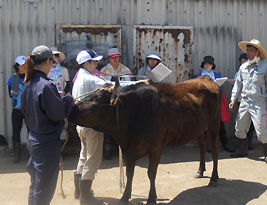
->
xmin=222 ymin=143 xmax=235 ymax=152
xmin=74 ymin=172 xmax=81 ymax=199
xmin=230 ymin=138 xmax=248 ymax=158
xmin=263 ymin=144 xmax=267 ymax=163
xmin=79 ymin=180 xmax=103 ymax=205
xmin=13 ymin=142 xmax=21 ymax=163
xmin=248 ymin=144 xmax=254 ymax=150
xmin=103 ymin=143 xmax=112 ymax=160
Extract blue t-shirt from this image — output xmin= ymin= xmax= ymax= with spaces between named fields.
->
xmin=7 ymin=74 xmax=25 ymax=109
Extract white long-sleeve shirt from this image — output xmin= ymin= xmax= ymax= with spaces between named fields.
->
xmin=72 ymin=68 xmax=138 ymax=101
xmin=72 ymin=68 xmax=108 ymax=100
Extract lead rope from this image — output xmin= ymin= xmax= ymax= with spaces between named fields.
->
xmin=114 ymin=99 xmax=125 ymax=193
xmin=59 ymin=119 xmax=69 ymax=199
xmin=119 ymin=146 xmax=126 ymax=193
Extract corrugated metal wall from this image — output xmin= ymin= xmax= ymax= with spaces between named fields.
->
xmin=1 ymin=0 xmax=267 ymax=146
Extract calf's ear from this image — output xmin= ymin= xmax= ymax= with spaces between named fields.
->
xmin=110 ymin=76 xmax=120 ymax=105
xmin=113 ymin=75 xmax=120 ymax=90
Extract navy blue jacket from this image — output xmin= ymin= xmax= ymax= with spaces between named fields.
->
xmin=21 ymin=70 xmax=72 ymax=136
xmin=194 ymin=71 xmax=224 ymax=91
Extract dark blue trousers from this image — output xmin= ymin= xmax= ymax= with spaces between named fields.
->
xmin=11 ymin=108 xmax=25 ymax=143
xmin=27 ymin=133 xmax=61 ymax=205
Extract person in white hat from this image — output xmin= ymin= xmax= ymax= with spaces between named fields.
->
xmin=47 ymin=47 xmax=70 ymax=96
xmin=137 ymin=51 xmax=161 ymax=80
xmin=72 ymin=50 xmax=106 ymax=205
xmin=229 ymin=39 xmax=267 ymax=161
xmin=100 ymin=47 xmax=132 ymax=81
xmin=7 ymin=55 xmax=27 ymax=163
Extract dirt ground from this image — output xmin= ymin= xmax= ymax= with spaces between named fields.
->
xmin=0 ymin=143 xmax=267 ymax=205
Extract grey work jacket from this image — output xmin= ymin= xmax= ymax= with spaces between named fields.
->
xmin=231 ymin=60 xmax=267 ymax=103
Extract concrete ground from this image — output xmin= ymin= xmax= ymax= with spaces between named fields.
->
xmin=0 ymin=143 xmax=267 ymax=205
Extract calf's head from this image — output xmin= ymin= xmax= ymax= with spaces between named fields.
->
xmin=69 ymin=77 xmax=121 ymax=128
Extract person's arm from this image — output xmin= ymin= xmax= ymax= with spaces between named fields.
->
xmin=231 ymin=68 xmax=243 ymax=102
xmin=40 ymin=83 xmax=73 ymax=121
xmin=216 ymin=72 xmax=224 ymax=91
xmin=100 ymin=66 xmax=112 ymax=81
xmin=194 ymin=73 xmax=201 ymax=79
xmin=8 ymin=86 xmax=11 ymax=98
xmin=84 ymin=75 xmax=109 ymax=91
xmin=62 ymin=67 xmax=70 ymax=94
xmin=229 ymin=68 xmax=243 ymax=111
xmin=64 ymin=81 xmax=70 ymax=94
xmin=123 ymin=67 xmax=132 ymax=81
xmin=7 ymin=76 xmax=12 ymax=98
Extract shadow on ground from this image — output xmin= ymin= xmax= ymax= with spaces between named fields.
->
xmin=80 ymin=178 xmax=267 ymax=205
xmin=158 ymin=178 xmax=267 ymax=205
xmin=0 ymin=141 xmax=265 ymax=174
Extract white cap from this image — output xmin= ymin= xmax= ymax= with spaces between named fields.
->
xmin=146 ymin=51 xmax=161 ymax=61
xmin=76 ymin=50 xmax=103 ymax=65
xmin=15 ymin=55 xmax=26 ymax=65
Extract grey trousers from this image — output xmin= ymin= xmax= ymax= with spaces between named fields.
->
xmin=235 ymin=98 xmax=267 ymax=144
xmin=76 ymin=126 xmax=104 ymax=180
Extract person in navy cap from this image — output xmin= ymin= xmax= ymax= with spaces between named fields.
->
xmin=195 ymin=56 xmax=234 ymax=152
xmin=21 ymin=45 xmax=73 ymax=205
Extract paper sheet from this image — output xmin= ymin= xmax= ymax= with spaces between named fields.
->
xmin=147 ymin=63 xmax=173 ymax=83
xmin=226 ymin=79 xmax=236 ymax=85
xmin=214 ymin=77 xmax=228 ymax=86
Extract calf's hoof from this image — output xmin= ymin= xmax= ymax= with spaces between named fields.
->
xmin=194 ymin=172 xmax=203 ymax=178
xmin=208 ymin=180 xmax=218 ymax=187
xmin=119 ymin=201 xmax=129 ymax=205
xmin=146 ymin=201 xmax=157 ymax=205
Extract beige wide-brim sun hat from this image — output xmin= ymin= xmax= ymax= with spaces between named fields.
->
xmin=238 ymin=39 xmax=266 ymax=60
xmin=50 ymin=47 xmax=66 ymax=62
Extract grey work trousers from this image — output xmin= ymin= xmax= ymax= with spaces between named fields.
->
xmin=76 ymin=126 xmax=104 ymax=180
xmin=235 ymin=98 xmax=267 ymax=144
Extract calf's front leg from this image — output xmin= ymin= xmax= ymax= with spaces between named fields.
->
xmin=120 ymin=160 xmax=135 ymax=203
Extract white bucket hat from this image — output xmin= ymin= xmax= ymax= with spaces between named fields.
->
xmin=146 ymin=51 xmax=161 ymax=61
xmin=15 ymin=55 xmax=26 ymax=65
xmin=76 ymin=50 xmax=103 ymax=65
xmin=50 ymin=47 xmax=66 ymax=62
xmin=238 ymin=39 xmax=266 ymax=60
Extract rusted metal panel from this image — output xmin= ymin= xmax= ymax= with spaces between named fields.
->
xmin=56 ymin=25 xmax=121 ymax=80
xmin=133 ymin=25 xmax=193 ymax=83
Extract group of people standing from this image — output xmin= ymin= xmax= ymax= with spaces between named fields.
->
xmin=197 ymin=39 xmax=267 ymax=161
xmin=6 ymin=38 xmax=267 ymax=205
xmin=7 ymin=45 xmax=160 ymax=205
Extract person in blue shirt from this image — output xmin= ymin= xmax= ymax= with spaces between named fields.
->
xmin=7 ymin=55 xmax=26 ymax=163
xmin=195 ymin=56 xmax=234 ymax=152
xmin=21 ymin=45 xmax=73 ymax=205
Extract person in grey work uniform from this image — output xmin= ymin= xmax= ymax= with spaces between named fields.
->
xmin=229 ymin=39 xmax=267 ymax=161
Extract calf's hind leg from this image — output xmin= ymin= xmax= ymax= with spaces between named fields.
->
xmin=147 ymin=147 xmax=162 ymax=205
xmin=195 ymin=134 xmax=207 ymax=178
xmin=207 ymin=131 xmax=219 ymax=186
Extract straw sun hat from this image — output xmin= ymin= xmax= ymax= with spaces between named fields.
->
xmin=238 ymin=39 xmax=266 ymax=60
